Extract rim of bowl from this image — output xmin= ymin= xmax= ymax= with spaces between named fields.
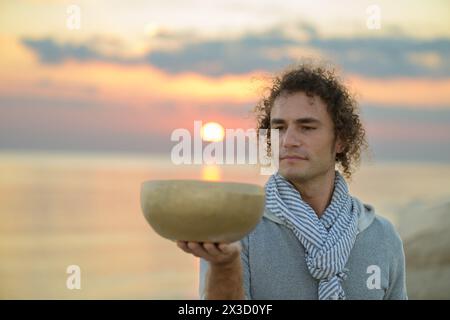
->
xmin=141 ymin=179 xmax=264 ymax=195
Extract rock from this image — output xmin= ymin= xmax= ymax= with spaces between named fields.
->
xmin=398 ymin=200 xmax=450 ymax=299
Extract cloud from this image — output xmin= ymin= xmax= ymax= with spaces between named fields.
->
xmin=1 ymin=93 xmax=450 ymax=161
xmin=361 ymin=104 xmax=450 ymax=125
xmin=146 ymin=32 xmax=297 ymax=76
xmin=310 ymin=36 xmax=450 ymax=78
xmin=22 ymin=38 xmax=101 ymax=64
xmin=21 ymin=25 xmax=450 ymax=78
xmin=21 ymin=38 xmax=139 ymax=65
xmin=7 ymin=36 xmax=450 ymax=109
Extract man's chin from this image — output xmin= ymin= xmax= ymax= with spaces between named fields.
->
xmin=278 ymin=164 xmax=307 ymax=179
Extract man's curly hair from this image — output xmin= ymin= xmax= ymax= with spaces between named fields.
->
xmin=254 ymin=62 xmax=369 ymax=179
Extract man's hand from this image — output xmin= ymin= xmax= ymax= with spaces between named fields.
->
xmin=176 ymin=240 xmax=245 ymax=299
xmin=176 ymin=241 xmax=241 ymax=267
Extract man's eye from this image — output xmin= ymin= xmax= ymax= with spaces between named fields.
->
xmin=272 ymin=126 xmax=284 ymax=130
xmin=303 ymin=127 xmax=316 ymax=131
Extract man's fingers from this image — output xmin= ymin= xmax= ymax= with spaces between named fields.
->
xmin=218 ymin=243 xmax=232 ymax=254
xmin=177 ymin=240 xmax=240 ymax=263
xmin=176 ymin=241 xmax=191 ymax=253
xmin=218 ymin=242 xmax=241 ymax=254
xmin=177 ymin=241 xmax=209 ymax=258
xmin=203 ymin=242 xmax=222 ymax=256
xmin=187 ymin=242 xmax=210 ymax=259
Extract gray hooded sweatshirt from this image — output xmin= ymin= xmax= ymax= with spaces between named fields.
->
xmin=199 ymin=197 xmax=407 ymax=300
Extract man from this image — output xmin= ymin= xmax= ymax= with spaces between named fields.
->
xmin=177 ymin=63 xmax=407 ymax=300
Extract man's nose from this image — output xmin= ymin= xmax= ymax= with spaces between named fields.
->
xmin=282 ymin=126 xmax=301 ymax=148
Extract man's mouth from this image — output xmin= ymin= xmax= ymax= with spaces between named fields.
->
xmin=280 ymin=155 xmax=308 ymax=161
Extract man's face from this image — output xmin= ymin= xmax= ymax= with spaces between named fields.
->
xmin=270 ymin=91 xmax=342 ymax=182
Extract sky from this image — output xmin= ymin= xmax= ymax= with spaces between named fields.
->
xmin=0 ymin=0 xmax=450 ymax=162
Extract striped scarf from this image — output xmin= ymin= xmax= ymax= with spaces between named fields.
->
xmin=265 ymin=170 xmax=359 ymax=300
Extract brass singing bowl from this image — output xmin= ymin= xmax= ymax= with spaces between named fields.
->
xmin=140 ymin=180 xmax=265 ymax=243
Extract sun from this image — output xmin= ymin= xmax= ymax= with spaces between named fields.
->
xmin=201 ymin=122 xmax=225 ymax=142
xmin=201 ymin=165 xmax=222 ymax=181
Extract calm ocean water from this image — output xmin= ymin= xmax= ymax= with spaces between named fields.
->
xmin=1 ymin=151 xmax=450 ymax=299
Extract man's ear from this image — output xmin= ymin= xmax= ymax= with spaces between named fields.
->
xmin=335 ymin=137 xmax=344 ymax=154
